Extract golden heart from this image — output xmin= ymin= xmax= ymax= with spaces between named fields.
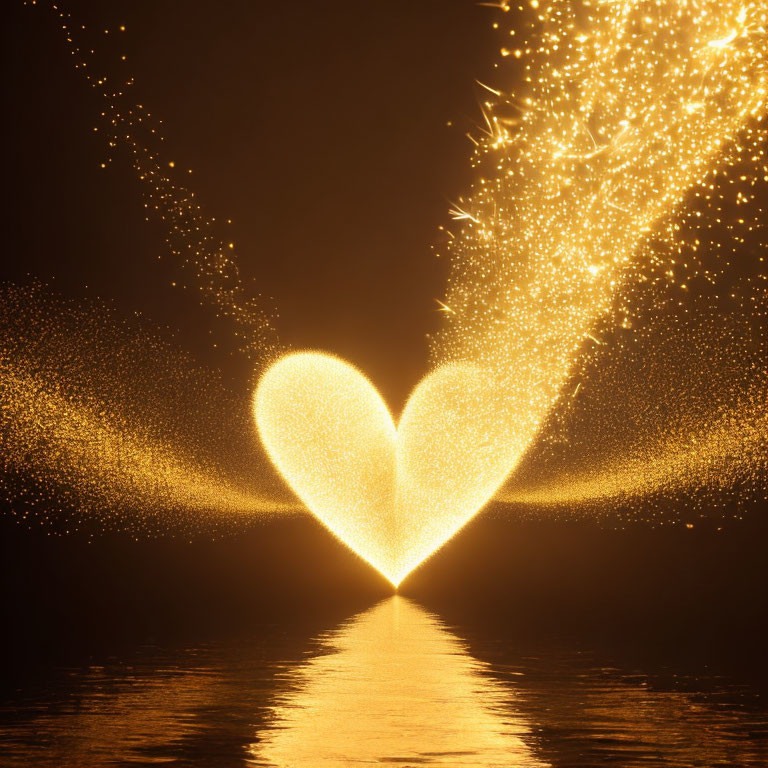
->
xmin=253 ymin=352 xmax=517 ymax=586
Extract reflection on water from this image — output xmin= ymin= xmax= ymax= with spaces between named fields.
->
xmin=251 ymin=596 xmax=544 ymax=767
xmin=0 ymin=597 xmax=766 ymax=766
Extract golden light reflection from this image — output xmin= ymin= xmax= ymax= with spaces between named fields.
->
xmin=250 ymin=596 xmax=546 ymax=768
xmin=1 ymin=608 xmax=765 ymax=765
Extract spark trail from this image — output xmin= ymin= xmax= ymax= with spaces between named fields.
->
xmin=26 ymin=0 xmax=282 ymax=364
xmin=433 ymin=0 xmax=767 ymax=507
xmin=0 ymin=285 xmax=298 ymax=535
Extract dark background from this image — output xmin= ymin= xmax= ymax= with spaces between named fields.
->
xmin=1 ymin=0 xmax=766 ymax=681
xmin=3 ymin=0 xmax=500 ymax=398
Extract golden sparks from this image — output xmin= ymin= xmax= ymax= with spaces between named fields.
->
xmin=432 ymin=0 xmax=767 ymax=515
xmin=501 ymin=285 xmax=767 ymax=516
xmin=32 ymin=2 xmax=281 ymax=363
xmin=0 ymin=284 xmax=298 ymax=536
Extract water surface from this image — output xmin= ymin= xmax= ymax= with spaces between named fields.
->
xmin=1 ymin=596 xmax=765 ymax=766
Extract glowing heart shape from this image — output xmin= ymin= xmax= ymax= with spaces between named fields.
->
xmin=254 ymin=352 xmax=516 ymax=586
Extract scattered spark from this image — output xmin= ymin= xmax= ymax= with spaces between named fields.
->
xmin=502 ymin=286 xmax=767 ymax=516
xmin=476 ymin=79 xmax=503 ymax=96
xmin=448 ymin=205 xmax=480 ymax=223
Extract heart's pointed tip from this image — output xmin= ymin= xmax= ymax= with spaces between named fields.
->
xmin=381 ymin=575 xmax=401 ymax=591
xmin=382 ymin=568 xmax=411 ymax=591
xmin=374 ymin=566 xmax=404 ymax=591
